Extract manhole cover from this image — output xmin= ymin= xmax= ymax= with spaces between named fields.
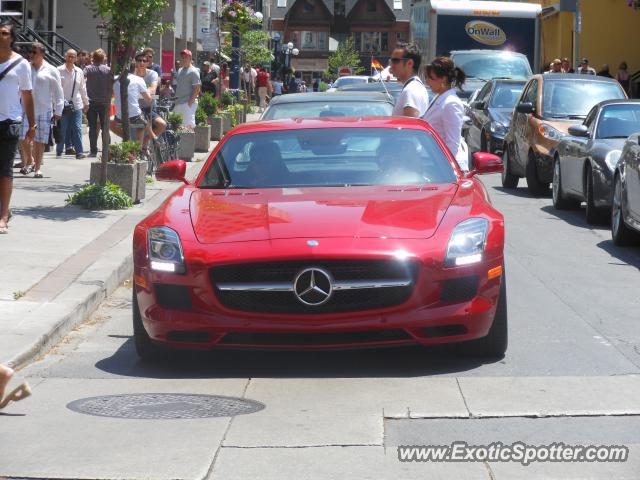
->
xmin=67 ymin=393 xmax=265 ymax=419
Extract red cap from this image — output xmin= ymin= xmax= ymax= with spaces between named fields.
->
xmin=181 ymin=49 xmax=192 ymax=57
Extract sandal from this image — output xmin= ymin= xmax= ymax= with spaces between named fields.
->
xmin=0 ymin=382 xmax=31 ymax=409
xmin=19 ymin=165 xmax=33 ymax=175
xmin=34 ymin=172 xmax=43 ymax=179
xmin=0 ymin=225 xmax=7 ymax=234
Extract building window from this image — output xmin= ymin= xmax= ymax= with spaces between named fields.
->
xmin=358 ymin=32 xmax=388 ymax=53
xmin=302 ymin=31 xmax=316 ymax=49
xmin=303 ymin=1 xmax=314 ymax=12
xmin=393 ymin=0 xmax=402 ymax=9
xmin=318 ymin=31 xmax=327 ymax=50
xmin=396 ymin=31 xmax=406 ymax=44
xmin=335 ymin=0 xmax=345 ymax=15
xmin=277 ymin=0 xmax=286 ymax=7
xmin=366 ymin=0 xmax=376 ymax=12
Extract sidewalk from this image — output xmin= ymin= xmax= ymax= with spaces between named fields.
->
xmin=0 ymin=113 xmax=261 ymax=369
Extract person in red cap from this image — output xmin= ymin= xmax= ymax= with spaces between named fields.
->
xmin=173 ymin=49 xmax=201 ymax=128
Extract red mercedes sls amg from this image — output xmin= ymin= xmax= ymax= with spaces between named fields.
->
xmin=132 ymin=117 xmax=506 ymax=358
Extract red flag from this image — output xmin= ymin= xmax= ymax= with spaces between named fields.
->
xmin=371 ymin=58 xmax=383 ymax=70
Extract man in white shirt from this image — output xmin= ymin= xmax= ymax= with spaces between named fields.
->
xmin=174 ymin=49 xmax=201 ymax=128
xmin=0 ymin=20 xmax=35 ymax=234
xmin=134 ymin=51 xmax=166 ymax=150
xmin=389 ymin=43 xmax=429 ymax=117
xmin=20 ymin=43 xmax=63 ymax=178
xmin=111 ymin=73 xmax=152 ymax=145
xmin=57 ymin=49 xmax=89 ymax=158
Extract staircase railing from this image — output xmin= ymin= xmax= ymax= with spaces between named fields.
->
xmin=37 ymin=31 xmax=82 ymax=58
xmin=0 ymin=15 xmax=65 ymax=66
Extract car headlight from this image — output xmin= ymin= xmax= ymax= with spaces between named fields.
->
xmin=489 ymin=121 xmax=507 ymax=135
xmin=148 ymin=227 xmax=185 ymax=274
xmin=604 ymin=150 xmax=622 ymax=171
xmin=538 ymin=123 xmax=565 ymax=141
xmin=445 ymin=218 xmax=489 ymax=267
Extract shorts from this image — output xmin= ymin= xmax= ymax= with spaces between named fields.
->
xmin=174 ymin=101 xmax=197 ymax=128
xmin=141 ymin=106 xmax=160 ymax=123
xmin=0 ymin=120 xmax=21 ymax=178
xmin=21 ymin=112 xmax=52 ymax=144
xmin=114 ymin=115 xmax=147 ymax=127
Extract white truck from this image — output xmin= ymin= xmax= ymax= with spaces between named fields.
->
xmin=410 ymin=0 xmax=542 ymax=73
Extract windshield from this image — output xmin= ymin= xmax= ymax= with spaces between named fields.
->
xmin=542 ymin=81 xmax=626 ymax=119
xmin=333 ymin=77 xmax=369 ymax=88
xmin=261 ymin=101 xmax=393 ymax=119
xmin=452 ymin=53 xmax=532 ymax=81
xmin=596 ymin=104 xmax=640 ymax=139
xmin=199 ymin=128 xmax=457 ymax=189
xmin=489 ymin=83 xmax=525 ymax=108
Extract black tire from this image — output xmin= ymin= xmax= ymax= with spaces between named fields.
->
xmin=501 ymin=147 xmax=519 ymax=189
xmin=585 ymin=166 xmax=608 ymax=224
xmin=552 ymin=157 xmax=580 ymax=210
xmin=462 ymin=268 xmax=508 ymax=358
xmin=611 ymin=175 xmax=640 ymax=246
xmin=133 ymin=289 xmax=164 ymax=360
xmin=525 ymin=151 xmax=549 ymax=196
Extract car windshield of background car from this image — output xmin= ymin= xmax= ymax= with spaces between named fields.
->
xmin=262 ymin=101 xmax=393 ymax=119
xmin=595 ymin=104 xmax=640 ymax=139
xmin=198 ymin=128 xmax=458 ymax=189
xmin=489 ymin=84 xmax=525 ymax=109
xmin=333 ymin=77 xmax=369 ymax=88
xmin=453 ymin=53 xmax=532 ymax=81
xmin=542 ymin=81 xmax=627 ymax=119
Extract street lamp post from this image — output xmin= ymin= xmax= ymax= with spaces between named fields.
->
xmin=282 ymin=41 xmax=299 ymax=88
xmin=271 ymin=32 xmax=281 ymax=77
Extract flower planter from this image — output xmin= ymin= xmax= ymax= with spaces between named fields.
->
xmin=235 ymin=108 xmax=243 ymax=126
xmin=89 ymin=160 xmax=146 ymax=204
xmin=221 ymin=111 xmax=233 ymax=134
xmin=195 ymin=125 xmax=211 ymax=152
xmin=208 ymin=116 xmax=223 ymax=141
xmin=177 ymin=131 xmax=196 ymax=161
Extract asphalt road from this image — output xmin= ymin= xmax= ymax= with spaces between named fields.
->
xmin=2 ymin=173 xmax=640 ymax=479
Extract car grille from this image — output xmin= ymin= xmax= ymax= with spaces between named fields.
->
xmin=210 ymin=260 xmax=418 ymax=314
xmin=219 ymin=329 xmax=413 ymax=346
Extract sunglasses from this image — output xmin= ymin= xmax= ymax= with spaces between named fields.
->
xmin=28 ymin=50 xmax=38 ymax=54
xmin=136 ymin=58 xmax=147 ymax=63
xmin=390 ymin=57 xmax=410 ymax=64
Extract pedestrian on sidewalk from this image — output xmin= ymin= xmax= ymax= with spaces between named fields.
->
xmin=389 ymin=42 xmax=429 ymax=118
xmin=256 ymin=68 xmax=271 ymax=113
xmin=173 ymin=49 xmax=201 ymax=128
xmin=84 ymin=48 xmax=111 ymax=158
xmin=57 ymin=49 xmax=89 ymax=159
xmin=0 ymin=363 xmax=31 ymax=410
xmin=19 ymin=42 xmax=63 ymax=178
xmin=142 ymin=48 xmax=162 ymax=87
xmin=0 ymin=20 xmax=35 ymax=235
xmin=617 ymin=61 xmax=630 ymax=96
xmin=577 ymin=58 xmax=596 ymax=75
xmin=134 ymin=51 xmax=166 ymax=150
xmin=561 ymin=58 xmax=575 ymax=73
xmin=111 ymin=71 xmax=152 ymax=146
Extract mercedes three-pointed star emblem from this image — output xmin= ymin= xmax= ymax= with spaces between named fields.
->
xmin=293 ymin=267 xmax=334 ymax=306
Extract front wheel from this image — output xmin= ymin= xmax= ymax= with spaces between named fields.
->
xmin=501 ymin=147 xmax=519 ymax=189
xmin=611 ymin=175 xmax=640 ymax=246
xmin=585 ymin=167 xmax=608 ymax=224
xmin=552 ymin=158 xmax=579 ymax=210
xmin=461 ymin=269 xmax=508 ymax=358
xmin=526 ymin=151 xmax=549 ymax=196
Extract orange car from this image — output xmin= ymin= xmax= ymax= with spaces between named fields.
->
xmin=501 ymin=74 xmax=627 ymax=195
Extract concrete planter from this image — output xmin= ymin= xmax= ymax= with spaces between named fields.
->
xmin=208 ymin=116 xmax=223 ymax=141
xmin=177 ymin=131 xmax=196 ymax=161
xmin=89 ymin=160 xmax=146 ymax=204
xmin=235 ymin=108 xmax=243 ymax=126
xmin=221 ymin=111 xmax=233 ymax=134
xmin=195 ymin=125 xmax=211 ymax=152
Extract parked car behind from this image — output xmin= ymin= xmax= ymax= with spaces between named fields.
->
xmin=326 ymin=75 xmax=371 ymax=92
xmin=611 ymin=132 xmax=640 ymax=245
xmin=465 ymin=79 xmax=526 ymax=155
xmin=260 ymin=92 xmax=394 ymax=120
xmin=337 ymin=81 xmax=405 ymax=105
xmin=501 ymin=74 xmax=627 ymax=195
xmin=450 ymin=50 xmax=532 ymax=103
xmin=552 ymin=100 xmax=640 ymax=224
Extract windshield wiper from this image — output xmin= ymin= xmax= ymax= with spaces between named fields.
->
xmin=601 ymin=135 xmax=629 ymax=139
xmin=215 ymin=155 xmax=232 ymax=188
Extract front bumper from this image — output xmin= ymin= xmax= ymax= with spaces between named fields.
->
xmin=134 ymin=255 xmax=503 ymax=350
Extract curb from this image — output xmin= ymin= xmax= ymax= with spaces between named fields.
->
xmin=7 ymin=235 xmax=133 ymax=371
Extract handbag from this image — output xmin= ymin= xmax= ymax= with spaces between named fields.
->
xmin=51 ymin=119 xmax=61 ymax=144
xmin=62 ymin=69 xmax=77 ymax=114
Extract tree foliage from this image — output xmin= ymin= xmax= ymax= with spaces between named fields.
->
xmin=89 ymin=0 xmax=172 ymax=184
xmin=222 ymin=29 xmax=272 ymax=68
xmin=327 ymin=36 xmax=364 ymax=76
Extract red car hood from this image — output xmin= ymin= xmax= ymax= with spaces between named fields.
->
xmin=189 ymin=185 xmax=458 ymax=244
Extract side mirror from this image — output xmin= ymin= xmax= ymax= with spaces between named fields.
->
xmin=155 ymin=160 xmax=188 ymax=184
xmin=467 ymin=152 xmax=504 ymax=176
xmin=568 ymin=124 xmax=589 ymax=137
xmin=516 ymin=102 xmax=535 ymax=114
